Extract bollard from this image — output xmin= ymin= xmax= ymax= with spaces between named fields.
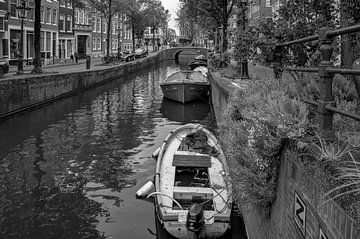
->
xmin=240 ymin=58 xmax=250 ymax=80
xmin=86 ymin=55 xmax=91 ymax=69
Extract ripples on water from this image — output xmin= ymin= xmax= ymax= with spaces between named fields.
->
xmin=0 ymin=58 xmax=217 ymax=239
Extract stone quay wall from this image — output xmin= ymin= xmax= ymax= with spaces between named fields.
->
xmin=209 ymin=71 xmax=360 ymax=239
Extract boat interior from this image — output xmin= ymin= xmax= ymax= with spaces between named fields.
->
xmin=172 ymin=153 xmax=214 ymax=210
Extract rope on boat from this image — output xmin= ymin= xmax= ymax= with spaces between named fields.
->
xmin=189 ymin=88 xmax=211 ymax=104
xmin=147 ymin=192 xmax=183 ymax=210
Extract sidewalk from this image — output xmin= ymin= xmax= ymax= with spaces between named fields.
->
xmin=3 ymin=53 xmax=156 ymax=80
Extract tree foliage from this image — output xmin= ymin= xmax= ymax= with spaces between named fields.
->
xmin=177 ymin=0 xmax=235 ymax=52
xmin=142 ymin=0 xmax=168 ymax=51
xmin=87 ymin=0 xmax=125 ymax=60
xmin=235 ymin=0 xmax=338 ymax=66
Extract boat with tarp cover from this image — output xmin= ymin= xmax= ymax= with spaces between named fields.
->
xmin=160 ymin=71 xmax=210 ymax=104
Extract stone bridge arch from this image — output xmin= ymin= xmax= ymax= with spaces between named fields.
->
xmin=160 ymin=47 xmax=208 ymax=63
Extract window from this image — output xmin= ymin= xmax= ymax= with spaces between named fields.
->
xmin=97 ymin=18 xmax=101 ymax=33
xmin=97 ymin=37 xmax=101 ymax=50
xmin=79 ymin=11 xmax=84 ymax=24
xmin=66 ymin=1 xmax=71 ymax=8
xmin=10 ymin=0 xmax=17 ymax=17
xmin=266 ymin=0 xmax=271 ymax=7
xmin=87 ymin=13 xmax=91 ymax=25
xmin=0 ymin=17 xmax=4 ymax=31
xmin=74 ymin=10 xmax=78 ymax=24
xmin=60 ymin=0 xmax=65 ymax=7
xmin=40 ymin=31 xmax=44 ymax=51
xmin=66 ymin=15 xmax=72 ymax=31
xmin=92 ymin=17 xmax=96 ymax=32
xmin=59 ymin=14 xmax=65 ymax=31
xmin=46 ymin=7 xmax=51 ymax=24
xmin=28 ymin=0 xmax=35 ymax=20
xmin=40 ymin=6 xmax=44 ymax=23
xmin=103 ymin=21 xmax=106 ymax=33
xmin=92 ymin=37 xmax=96 ymax=50
xmin=46 ymin=32 xmax=51 ymax=51
xmin=52 ymin=9 xmax=57 ymax=25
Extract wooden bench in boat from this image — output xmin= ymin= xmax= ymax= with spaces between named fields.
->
xmin=172 ymin=152 xmax=211 ymax=168
xmin=173 ymin=186 xmax=213 ymax=200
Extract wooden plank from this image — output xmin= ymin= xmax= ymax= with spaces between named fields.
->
xmin=172 ymin=153 xmax=211 ymax=167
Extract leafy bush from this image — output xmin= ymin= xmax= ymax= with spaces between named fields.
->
xmin=218 ymin=74 xmax=310 ymax=216
xmin=217 ymin=62 xmax=360 ymax=220
xmin=208 ymin=51 xmax=231 ymax=69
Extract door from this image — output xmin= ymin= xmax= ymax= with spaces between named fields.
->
xmin=77 ymin=35 xmax=87 ymax=58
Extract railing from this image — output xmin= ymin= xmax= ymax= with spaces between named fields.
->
xmin=272 ymin=25 xmax=360 ymax=140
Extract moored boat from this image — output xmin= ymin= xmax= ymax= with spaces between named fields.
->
xmin=188 ymin=60 xmax=208 ymax=70
xmin=160 ymin=71 xmax=210 ymax=104
xmin=148 ymin=123 xmax=233 ymax=239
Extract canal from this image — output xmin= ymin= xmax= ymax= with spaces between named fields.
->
xmin=0 ymin=59 xmax=217 ymax=239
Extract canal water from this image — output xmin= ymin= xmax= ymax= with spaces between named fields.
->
xmin=0 ymin=59 xmax=217 ymax=239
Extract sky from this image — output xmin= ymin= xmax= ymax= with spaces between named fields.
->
xmin=160 ymin=0 xmax=180 ymax=33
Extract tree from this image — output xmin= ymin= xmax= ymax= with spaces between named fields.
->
xmin=340 ymin=0 xmax=360 ymax=98
xmin=178 ymin=0 xmax=235 ymax=52
xmin=31 ymin=0 xmax=42 ymax=73
xmin=142 ymin=0 xmax=168 ymax=52
xmin=275 ymin=0 xmax=337 ymax=66
xmin=121 ymin=0 xmax=148 ymax=50
xmin=87 ymin=0 xmax=125 ymax=61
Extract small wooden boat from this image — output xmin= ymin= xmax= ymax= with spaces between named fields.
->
xmin=149 ymin=124 xmax=233 ymax=239
xmin=161 ymin=71 xmax=210 ymax=104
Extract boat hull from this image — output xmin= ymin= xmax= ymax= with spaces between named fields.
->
xmin=153 ymin=124 xmax=232 ymax=239
xmin=161 ymin=82 xmax=210 ymax=104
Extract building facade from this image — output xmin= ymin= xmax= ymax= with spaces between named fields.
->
xmin=1 ymin=0 xmax=133 ymax=65
xmin=248 ymin=0 xmax=272 ymax=26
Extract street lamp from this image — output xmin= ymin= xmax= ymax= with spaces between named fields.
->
xmin=16 ymin=0 xmax=32 ymax=74
xmin=239 ymin=0 xmax=250 ymax=80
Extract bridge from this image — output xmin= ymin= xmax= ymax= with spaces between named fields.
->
xmin=159 ymin=47 xmax=208 ymax=63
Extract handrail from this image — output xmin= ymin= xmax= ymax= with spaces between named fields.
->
xmin=277 ymin=35 xmax=319 ymax=47
xmin=326 ymin=24 xmax=360 ymax=37
xmin=285 ymin=67 xmax=318 ymax=73
xmin=327 ymin=68 xmax=360 ymax=75
xmin=271 ymin=24 xmax=360 ymax=140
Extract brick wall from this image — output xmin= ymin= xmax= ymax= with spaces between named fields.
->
xmin=241 ymin=145 xmax=360 ymax=239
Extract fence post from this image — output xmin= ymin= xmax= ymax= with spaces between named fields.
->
xmin=273 ymin=45 xmax=283 ymax=80
xmin=318 ymin=28 xmax=335 ymax=140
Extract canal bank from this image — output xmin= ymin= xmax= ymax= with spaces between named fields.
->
xmin=0 ymin=55 xmax=160 ymax=120
xmin=0 ymin=47 xmax=207 ymax=120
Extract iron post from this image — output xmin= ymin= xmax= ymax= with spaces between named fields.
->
xmin=318 ymin=28 xmax=335 ymax=140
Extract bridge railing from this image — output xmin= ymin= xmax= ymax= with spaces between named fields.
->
xmin=272 ymin=25 xmax=360 ymax=140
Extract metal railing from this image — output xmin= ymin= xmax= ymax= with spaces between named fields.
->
xmin=272 ymin=25 xmax=360 ymax=140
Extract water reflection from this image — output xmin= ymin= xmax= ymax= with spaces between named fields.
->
xmin=0 ymin=60 xmax=216 ymax=239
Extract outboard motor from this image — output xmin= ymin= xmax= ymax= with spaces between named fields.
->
xmin=186 ymin=203 xmax=205 ymax=233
